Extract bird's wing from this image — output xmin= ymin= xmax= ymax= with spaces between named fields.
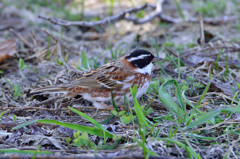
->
xmin=71 ymin=64 xmax=126 ymax=89
xmin=31 ymin=62 xmax=130 ymax=94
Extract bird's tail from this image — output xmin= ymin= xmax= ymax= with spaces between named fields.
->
xmin=31 ymin=86 xmax=69 ymax=94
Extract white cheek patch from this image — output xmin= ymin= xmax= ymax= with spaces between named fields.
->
xmin=135 ymin=63 xmax=153 ymax=75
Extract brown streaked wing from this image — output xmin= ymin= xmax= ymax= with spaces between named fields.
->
xmin=95 ymin=64 xmax=124 ymax=89
xmin=70 ymin=64 xmax=123 ymax=89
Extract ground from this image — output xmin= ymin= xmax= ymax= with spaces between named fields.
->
xmin=0 ymin=0 xmax=240 ymax=158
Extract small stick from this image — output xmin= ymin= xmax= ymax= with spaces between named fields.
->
xmin=9 ymin=28 xmax=33 ymax=50
xmin=0 ymin=106 xmax=111 ymax=111
xmin=198 ymin=13 xmax=205 ymax=47
xmin=38 ymin=2 xmax=164 ymax=27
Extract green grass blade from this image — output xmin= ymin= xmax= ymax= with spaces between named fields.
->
xmin=158 ymin=79 xmax=185 ymax=120
xmin=230 ymin=91 xmax=238 ymax=107
xmin=0 ymin=110 xmax=8 ymax=121
xmin=12 ymin=118 xmax=114 ymax=138
xmin=186 ymin=108 xmax=240 ymax=129
xmin=215 ymin=49 xmax=223 ymax=70
xmin=185 ymin=110 xmax=220 ymax=130
xmin=111 ymin=92 xmax=118 ymax=112
xmin=101 ymin=114 xmax=114 ymax=124
xmin=32 ymin=145 xmax=41 ymax=159
xmin=150 ymin=123 xmax=158 ymax=136
xmin=237 ymin=83 xmax=240 ymax=90
xmin=130 ymin=85 xmax=151 ymax=128
xmin=186 ymin=133 xmax=216 ymax=140
xmin=19 ymin=58 xmax=27 ymax=69
xmin=68 ymin=107 xmax=105 ymax=130
xmin=12 ymin=119 xmax=38 ymax=130
xmin=196 ymin=82 xmax=211 ymax=106
xmin=81 ymin=51 xmax=89 ymax=69
xmin=130 ymin=84 xmax=137 ymax=98
xmin=0 ymin=149 xmax=52 ymax=154
xmin=224 ymin=53 xmax=229 ymax=77
xmin=37 ymin=119 xmax=113 ymax=138
xmin=13 ymin=83 xmax=21 ymax=99
xmin=68 ymin=107 xmax=114 ymax=135
xmin=182 ymin=91 xmax=202 ymax=115
xmin=133 ymin=98 xmax=151 ymax=128
xmin=157 ymin=138 xmax=201 ymax=158
xmin=175 ymin=0 xmax=185 ymax=20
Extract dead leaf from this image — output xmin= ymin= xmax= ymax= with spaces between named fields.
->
xmin=0 ymin=39 xmax=17 ymax=63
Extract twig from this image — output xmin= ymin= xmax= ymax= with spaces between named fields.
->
xmin=38 ymin=2 xmax=164 ymax=27
xmin=41 ymin=29 xmax=83 ymax=75
xmin=0 ymin=106 xmax=110 ymax=111
xmin=1 ymin=154 xmax=173 ymax=159
xmin=189 ymin=15 xmax=238 ymax=25
xmin=198 ymin=13 xmax=205 ymax=46
xmin=164 ymin=47 xmax=196 ymax=68
xmin=196 ymin=120 xmax=240 ymax=131
xmin=9 ymin=28 xmax=33 ymax=50
xmin=33 ymin=97 xmax=62 ymax=106
xmin=181 ymin=46 xmax=240 ymax=59
xmin=41 ymin=28 xmax=81 ymax=56
xmin=38 ymin=1 xmax=237 ymax=28
xmin=164 ymin=47 xmax=178 ymax=57
xmin=125 ymin=0 xmax=164 ymax=24
xmin=56 ymin=41 xmax=72 ymax=71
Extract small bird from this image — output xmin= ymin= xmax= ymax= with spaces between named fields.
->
xmin=32 ymin=49 xmax=161 ymax=109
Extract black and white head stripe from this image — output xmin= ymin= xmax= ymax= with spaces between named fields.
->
xmin=126 ymin=50 xmax=154 ymax=69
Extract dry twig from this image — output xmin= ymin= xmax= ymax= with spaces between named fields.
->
xmin=189 ymin=15 xmax=238 ymax=25
xmin=38 ymin=1 xmax=173 ymax=27
xmin=0 ymin=106 xmax=110 ymax=111
xmin=38 ymin=1 xmax=237 ymax=28
xmin=197 ymin=120 xmax=240 ymax=131
xmin=198 ymin=13 xmax=205 ymax=47
xmin=9 ymin=28 xmax=33 ymax=50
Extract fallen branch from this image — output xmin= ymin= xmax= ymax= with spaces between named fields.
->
xmin=189 ymin=15 xmax=238 ymax=25
xmin=39 ymin=1 xmax=237 ymax=27
xmin=0 ymin=106 xmax=110 ymax=111
xmin=9 ymin=28 xmax=33 ymax=50
xmin=38 ymin=1 xmax=167 ymax=27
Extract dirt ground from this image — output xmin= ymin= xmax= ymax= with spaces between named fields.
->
xmin=0 ymin=0 xmax=240 ymax=158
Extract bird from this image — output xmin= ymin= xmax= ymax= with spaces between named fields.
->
xmin=32 ymin=49 xmax=161 ymax=109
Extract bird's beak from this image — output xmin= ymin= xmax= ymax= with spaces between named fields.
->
xmin=152 ymin=56 xmax=162 ymax=63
